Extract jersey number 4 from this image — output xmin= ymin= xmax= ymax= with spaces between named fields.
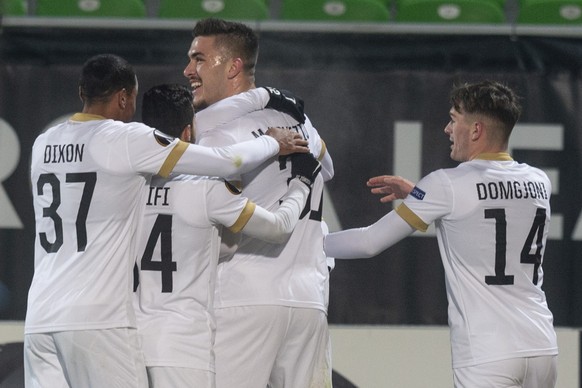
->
xmin=135 ymin=214 xmax=177 ymax=293
xmin=484 ymin=207 xmax=546 ymax=286
xmin=36 ymin=172 xmax=96 ymax=253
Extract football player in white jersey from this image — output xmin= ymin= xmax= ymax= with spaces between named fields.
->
xmin=324 ymin=80 xmax=558 ymax=388
xmin=25 ymin=53 xmax=310 ymax=388
xmin=135 ymin=84 xmax=321 ymax=388
xmin=184 ymin=18 xmax=335 ymax=388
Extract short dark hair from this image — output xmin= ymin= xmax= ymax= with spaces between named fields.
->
xmin=192 ymin=18 xmax=259 ymax=75
xmin=79 ymin=54 xmax=137 ymax=105
xmin=450 ymin=80 xmax=522 ymax=133
xmin=142 ymin=84 xmax=193 ymax=138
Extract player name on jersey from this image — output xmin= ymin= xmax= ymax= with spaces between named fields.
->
xmin=250 ymin=123 xmax=306 ymax=140
xmin=476 ymin=180 xmax=549 ymax=201
xmin=43 ymin=144 xmax=85 ymax=164
xmin=146 ymin=186 xmax=170 ymax=207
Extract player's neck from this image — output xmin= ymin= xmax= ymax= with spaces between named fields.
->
xmin=82 ymin=103 xmax=123 ymax=121
xmin=229 ymin=77 xmax=255 ymax=98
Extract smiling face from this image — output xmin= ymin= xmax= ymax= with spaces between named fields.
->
xmin=444 ymin=106 xmax=474 ymax=162
xmin=183 ymin=35 xmax=231 ymax=111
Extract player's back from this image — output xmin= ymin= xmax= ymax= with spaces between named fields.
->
xmin=196 ymin=106 xmax=329 ymax=312
xmin=27 ymin=115 xmax=163 ymax=333
xmin=430 ymin=158 xmax=557 ymax=367
xmin=135 ymin=173 xmax=249 ymax=370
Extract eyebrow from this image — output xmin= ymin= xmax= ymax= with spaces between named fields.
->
xmin=188 ymin=50 xmax=203 ymax=59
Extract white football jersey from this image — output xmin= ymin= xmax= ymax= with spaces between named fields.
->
xmin=396 ymin=153 xmax=558 ymax=368
xmin=134 ymin=174 xmax=252 ymax=371
xmin=196 ymin=98 xmax=330 ymax=312
xmin=26 ymin=113 xmax=279 ymax=334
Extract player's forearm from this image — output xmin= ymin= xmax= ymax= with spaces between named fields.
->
xmin=242 ymin=179 xmax=309 ymax=243
xmin=324 ymin=211 xmax=415 ymax=259
xmin=170 ymin=136 xmax=278 ymax=178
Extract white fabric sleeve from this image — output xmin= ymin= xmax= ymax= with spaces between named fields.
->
xmin=321 ymin=220 xmax=335 ymax=270
xmin=241 ymin=179 xmax=309 ymax=243
xmin=171 ymin=135 xmax=278 ymax=178
xmin=304 ymin=116 xmax=334 ymax=182
xmin=194 ymin=88 xmax=268 ymax=130
xmin=319 ymin=149 xmax=334 ymax=182
xmin=323 ymin=210 xmax=416 ymax=259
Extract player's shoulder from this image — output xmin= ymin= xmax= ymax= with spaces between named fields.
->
xmin=518 ymin=161 xmax=548 ymax=178
xmin=86 ymin=119 xmax=149 ymax=138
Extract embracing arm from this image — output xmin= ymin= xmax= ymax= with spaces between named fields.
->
xmin=230 ymin=152 xmax=321 ymax=243
xmin=196 ymin=87 xmax=305 ymax=130
xmin=195 ymin=88 xmax=269 ymax=130
xmin=167 ymin=129 xmax=308 ymax=178
xmin=239 ymin=179 xmax=309 ymax=243
xmin=323 ymin=210 xmax=416 ymax=259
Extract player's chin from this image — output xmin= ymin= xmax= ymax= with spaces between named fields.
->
xmin=193 ymin=95 xmax=207 ymax=111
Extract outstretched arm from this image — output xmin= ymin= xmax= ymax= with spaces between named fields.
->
xmin=324 ymin=211 xmax=416 ymax=259
xmin=367 ymin=175 xmax=415 ymax=203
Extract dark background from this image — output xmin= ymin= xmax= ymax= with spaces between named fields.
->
xmin=1 ymin=21 xmax=582 ymax=327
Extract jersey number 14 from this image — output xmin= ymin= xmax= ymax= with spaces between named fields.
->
xmin=484 ymin=207 xmax=546 ymax=286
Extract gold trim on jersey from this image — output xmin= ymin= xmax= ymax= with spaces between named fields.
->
xmin=318 ymin=140 xmax=327 ymax=161
xmin=395 ymin=203 xmax=429 ymax=232
xmin=158 ymin=140 xmax=188 ymax=178
xmin=475 ymin=152 xmax=513 ymax=161
xmin=229 ymin=201 xmax=256 ymax=233
xmin=70 ymin=113 xmax=106 ymax=122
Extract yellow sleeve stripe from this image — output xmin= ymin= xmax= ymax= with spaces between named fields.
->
xmin=229 ymin=201 xmax=256 ymax=233
xmin=317 ymin=140 xmax=327 ymax=161
xmin=158 ymin=140 xmax=189 ymax=178
xmin=395 ymin=203 xmax=429 ymax=232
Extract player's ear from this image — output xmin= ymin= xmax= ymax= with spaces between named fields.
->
xmin=227 ymin=57 xmax=244 ymax=79
xmin=180 ymin=124 xmax=193 ymax=143
xmin=117 ymin=89 xmax=128 ymax=109
xmin=471 ymin=121 xmax=484 ymax=141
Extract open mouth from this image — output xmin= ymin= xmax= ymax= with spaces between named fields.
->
xmin=190 ymin=80 xmax=201 ymax=92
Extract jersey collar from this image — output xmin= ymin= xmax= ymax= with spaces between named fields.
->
xmin=70 ymin=113 xmax=107 ymax=122
xmin=474 ymin=152 xmax=513 ymax=161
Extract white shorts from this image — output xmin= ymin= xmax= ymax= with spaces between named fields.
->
xmin=147 ymin=366 xmax=215 ymax=388
xmin=453 ymin=355 xmax=557 ymax=388
xmin=214 ymin=305 xmax=332 ymax=388
xmin=24 ymin=328 xmax=148 ymax=388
